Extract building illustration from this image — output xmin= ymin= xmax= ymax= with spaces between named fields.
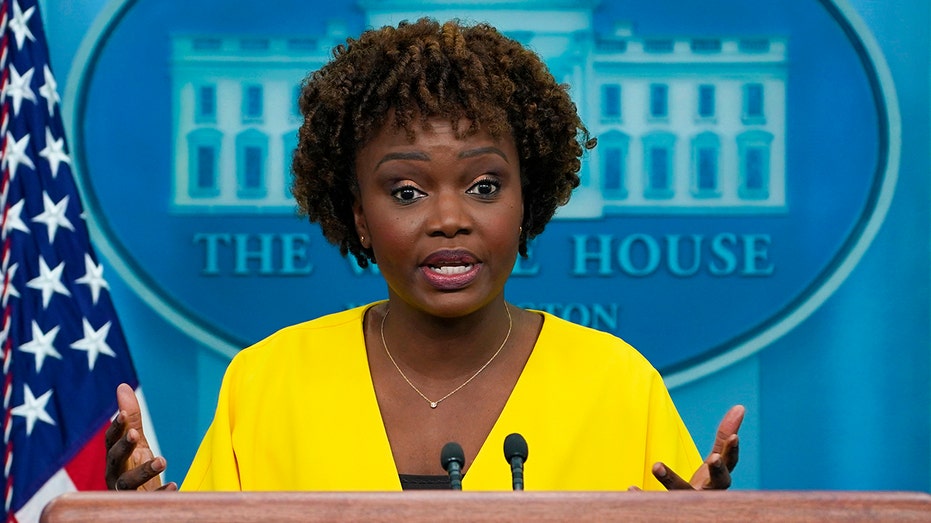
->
xmin=170 ymin=1 xmax=787 ymax=217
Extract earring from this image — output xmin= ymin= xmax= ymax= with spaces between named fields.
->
xmin=360 ymin=235 xmax=366 ymax=247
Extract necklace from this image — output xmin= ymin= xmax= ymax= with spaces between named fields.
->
xmin=380 ymin=304 xmax=513 ymax=409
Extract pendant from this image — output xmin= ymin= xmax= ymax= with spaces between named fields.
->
xmin=430 ymin=402 xmax=438 ymax=409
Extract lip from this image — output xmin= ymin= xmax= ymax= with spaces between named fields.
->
xmin=419 ymin=249 xmax=482 ymax=290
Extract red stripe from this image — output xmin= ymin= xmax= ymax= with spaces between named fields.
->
xmin=1 ymin=2 xmax=12 ymax=517
xmin=62 ymin=424 xmax=108 ymax=491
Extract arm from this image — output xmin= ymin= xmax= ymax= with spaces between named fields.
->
xmin=104 ymin=383 xmax=178 ymax=491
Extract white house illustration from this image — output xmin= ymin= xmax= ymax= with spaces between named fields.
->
xmin=170 ymin=0 xmax=787 ymax=217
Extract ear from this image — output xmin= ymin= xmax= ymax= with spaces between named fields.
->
xmin=352 ymin=194 xmax=370 ymax=249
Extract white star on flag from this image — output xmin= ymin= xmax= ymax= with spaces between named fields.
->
xmin=11 ymin=384 xmax=56 ymax=436
xmin=69 ymin=319 xmax=115 ymax=370
xmin=75 ymin=254 xmax=109 ymax=305
xmin=8 ymin=0 xmax=36 ymax=50
xmin=3 ymin=200 xmax=31 ymax=236
xmin=25 ymin=256 xmax=71 ymax=308
xmin=38 ymin=128 xmax=71 ymax=178
xmin=32 ymin=192 xmax=74 ymax=242
xmin=4 ymin=65 xmax=36 ymax=115
xmin=38 ymin=65 xmax=59 ymax=115
xmin=3 ymin=133 xmax=36 ymax=180
xmin=1 ymin=261 xmax=21 ymax=306
xmin=17 ymin=321 xmax=62 ymax=373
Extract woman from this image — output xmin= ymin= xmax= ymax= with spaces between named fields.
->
xmin=106 ymin=18 xmax=743 ymax=492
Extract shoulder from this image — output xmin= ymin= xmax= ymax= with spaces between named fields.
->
xmin=227 ymin=302 xmax=375 ymax=369
xmin=537 ymin=312 xmax=630 ymax=345
xmin=533 ymin=311 xmax=660 ymax=380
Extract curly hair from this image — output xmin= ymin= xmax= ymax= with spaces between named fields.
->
xmin=291 ymin=18 xmax=595 ymax=267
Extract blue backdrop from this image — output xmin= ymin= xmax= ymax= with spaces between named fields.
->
xmin=43 ymin=0 xmax=929 ymax=490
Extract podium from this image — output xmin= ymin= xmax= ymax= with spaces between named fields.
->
xmin=40 ymin=490 xmax=931 ymax=522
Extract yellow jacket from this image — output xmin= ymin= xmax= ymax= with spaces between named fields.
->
xmin=182 ymin=304 xmax=701 ymax=491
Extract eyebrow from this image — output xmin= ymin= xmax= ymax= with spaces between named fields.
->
xmin=458 ymin=146 xmax=509 ymax=162
xmin=375 ymin=151 xmax=430 ymax=168
xmin=375 ymin=147 xmax=509 ymax=168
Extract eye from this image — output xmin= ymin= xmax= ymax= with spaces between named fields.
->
xmin=391 ymin=184 xmax=426 ymax=203
xmin=467 ymin=177 xmax=501 ymax=197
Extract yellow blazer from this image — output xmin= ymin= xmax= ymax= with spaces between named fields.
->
xmin=182 ymin=303 xmax=701 ymax=491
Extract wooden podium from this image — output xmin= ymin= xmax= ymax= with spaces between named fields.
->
xmin=40 ymin=490 xmax=931 ymax=522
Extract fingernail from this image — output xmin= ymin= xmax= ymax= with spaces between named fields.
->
xmin=655 ymin=464 xmax=666 ymax=478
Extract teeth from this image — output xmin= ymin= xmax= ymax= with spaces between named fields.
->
xmin=429 ymin=264 xmax=472 ymax=275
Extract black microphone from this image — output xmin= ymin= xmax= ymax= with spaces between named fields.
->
xmin=503 ymin=433 xmax=529 ymax=491
xmin=440 ymin=442 xmax=465 ymax=490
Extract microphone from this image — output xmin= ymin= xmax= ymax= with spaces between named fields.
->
xmin=503 ymin=433 xmax=529 ymax=491
xmin=440 ymin=442 xmax=465 ymax=490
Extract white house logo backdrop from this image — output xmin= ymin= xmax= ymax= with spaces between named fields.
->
xmin=65 ymin=0 xmax=897 ymax=384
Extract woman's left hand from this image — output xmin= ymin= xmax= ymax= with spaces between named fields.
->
xmin=652 ymin=404 xmax=745 ymax=490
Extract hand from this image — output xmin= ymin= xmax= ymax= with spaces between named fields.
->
xmin=104 ymin=383 xmax=178 ymax=491
xmin=653 ymin=404 xmax=745 ymax=490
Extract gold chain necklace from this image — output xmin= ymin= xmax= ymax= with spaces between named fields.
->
xmin=380 ymin=304 xmax=513 ymax=409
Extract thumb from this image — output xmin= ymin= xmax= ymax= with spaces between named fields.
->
xmin=116 ymin=383 xmax=148 ymax=445
xmin=712 ymin=405 xmax=745 ymax=454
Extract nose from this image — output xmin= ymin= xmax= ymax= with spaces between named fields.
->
xmin=427 ymin=190 xmax=472 ymax=238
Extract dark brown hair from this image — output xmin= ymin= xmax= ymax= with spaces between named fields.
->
xmin=291 ymin=18 xmax=595 ymax=267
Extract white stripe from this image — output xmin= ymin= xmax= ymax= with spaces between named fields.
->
xmin=15 ymin=468 xmax=77 ymax=523
xmin=134 ymin=387 xmax=162 ymax=459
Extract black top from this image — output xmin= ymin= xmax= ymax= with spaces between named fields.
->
xmin=399 ymin=474 xmax=452 ymax=490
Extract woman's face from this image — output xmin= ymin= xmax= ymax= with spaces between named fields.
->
xmin=353 ymin=117 xmax=523 ymax=318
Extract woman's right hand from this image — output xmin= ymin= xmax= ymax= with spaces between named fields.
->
xmin=104 ymin=383 xmax=178 ymax=491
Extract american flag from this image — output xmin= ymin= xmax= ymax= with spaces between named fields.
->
xmin=0 ymin=0 xmax=147 ymax=521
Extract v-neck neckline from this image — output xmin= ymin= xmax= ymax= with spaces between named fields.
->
xmin=357 ymin=302 xmax=549 ymax=490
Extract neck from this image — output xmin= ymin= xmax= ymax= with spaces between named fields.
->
xmin=378 ymin=297 xmax=513 ymax=378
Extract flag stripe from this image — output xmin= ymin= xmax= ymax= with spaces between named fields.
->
xmin=13 ymin=467 xmax=74 ymax=523
xmin=62 ymin=424 xmax=108 ymax=491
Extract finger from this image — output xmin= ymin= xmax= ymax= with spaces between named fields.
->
xmin=721 ymin=434 xmax=740 ymax=472
xmin=116 ymin=384 xmax=146 ymax=437
xmin=627 ymin=486 xmax=642 ymax=492
xmin=705 ymin=453 xmax=732 ymax=490
xmin=105 ymin=427 xmax=139 ymax=488
xmin=157 ymin=482 xmax=179 ymax=491
xmin=104 ymin=410 xmax=127 ymax=450
xmin=126 ymin=428 xmax=158 ymax=475
xmin=652 ymin=462 xmax=693 ymax=490
xmin=114 ymin=456 xmax=167 ymax=492
xmin=711 ymin=405 xmax=745 ymax=455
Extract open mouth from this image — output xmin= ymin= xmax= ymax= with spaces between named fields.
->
xmin=427 ymin=264 xmax=474 ymax=275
